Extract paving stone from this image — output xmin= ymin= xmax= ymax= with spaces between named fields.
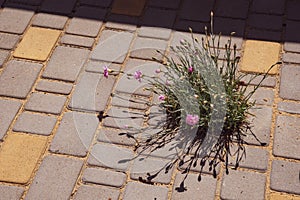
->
xmin=0 ymin=133 xmax=47 ymax=184
xmin=82 ymin=167 xmax=126 ymax=187
xmin=13 ymin=112 xmax=57 ymax=136
xmin=0 ymin=8 xmax=33 ymax=34
xmin=287 ymin=0 xmax=300 ymax=21
xmin=60 ymin=34 xmax=94 ymax=48
xmin=25 ymin=155 xmax=83 ymax=200
xmin=85 ymin=61 xmax=121 ymax=74
xmin=148 ymin=0 xmax=181 ymax=9
xmin=244 ymin=106 xmax=273 ymax=145
xmin=0 ymin=185 xmax=24 ymax=200
xmin=105 ymin=14 xmax=138 ymax=31
xmin=0 ymin=60 xmax=42 ymax=99
xmin=7 ymin=0 xmax=43 ymax=5
xmin=3 ymin=2 xmax=38 ymax=10
xmin=282 ymin=52 xmax=300 ymax=64
xmin=40 ymin=0 xmax=76 ymax=14
xmin=91 ymin=30 xmax=134 ymax=63
xmin=248 ymin=14 xmax=283 ymax=31
xmin=50 ymin=111 xmax=98 ymax=157
xmin=0 ymin=50 xmax=9 ymax=68
xmin=279 ymin=65 xmax=300 ymax=100
xmin=130 ymin=37 xmax=168 ymax=60
xmin=172 ymin=173 xmax=217 ymax=200
xmin=74 ymin=185 xmax=120 ymax=200
xmin=273 ymin=115 xmax=300 ymax=160
xmin=79 ymin=0 xmax=112 ymax=7
xmin=174 ymin=20 xmax=208 ymax=33
xmin=270 ymin=192 xmax=300 ymax=200
xmin=179 ymin=0 xmax=214 ymax=22
xmin=13 ymin=27 xmax=60 ymax=61
xmin=42 ymin=46 xmax=90 ymax=82
xmin=87 ymin=143 xmax=134 ymax=171
xmin=32 ymin=13 xmax=68 ymax=29
xmin=36 ymin=79 xmax=73 ymax=95
xmin=69 ymin=72 xmax=115 ymax=112
xmin=240 ymin=74 xmax=277 ymax=87
xmin=0 ymin=99 xmax=21 ymax=140
xmin=111 ymin=93 xmax=149 ymax=110
xmin=221 ymin=170 xmax=266 ymax=200
xmin=285 ymin=20 xmax=300 ymax=43
xmin=0 ymin=32 xmax=19 ymax=49
xmin=97 ymin=128 xmax=136 ymax=146
xmin=284 ymin=42 xmax=300 ymax=53
xmin=215 ymin=0 xmax=249 ymax=19
xmin=25 ymin=92 xmax=66 ymax=115
xmin=270 ymin=160 xmax=300 ymax=195
xmin=214 ymin=17 xmax=246 ymax=37
xmin=66 ymin=6 xmax=106 ymax=37
xmin=277 ymin=101 xmax=300 ymax=114
xmin=123 ymin=182 xmax=168 ymax=200
xmin=247 ymin=29 xmax=282 ymax=42
xmin=240 ymin=40 xmax=280 ymax=74
xmin=251 ymin=0 xmax=285 ymax=15
xmin=0 ymin=0 xmax=4 ymax=6
xmin=245 ymin=86 xmax=274 ymax=106
xmin=111 ymin=0 xmax=146 ymax=16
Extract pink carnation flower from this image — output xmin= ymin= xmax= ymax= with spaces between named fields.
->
xmin=134 ymin=70 xmax=142 ymax=82
xmin=185 ymin=114 xmax=199 ymax=126
xmin=155 ymin=68 xmax=161 ymax=73
xmin=158 ymin=95 xmax=165 ymax=101
xmin=103 ymin=66 xmax=109 ymax=78
xmin=188 ymin=66 xmax=194 ymax=73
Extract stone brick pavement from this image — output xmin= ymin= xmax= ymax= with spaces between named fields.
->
xmin=0 ymin=0 xmax=299 ymax=199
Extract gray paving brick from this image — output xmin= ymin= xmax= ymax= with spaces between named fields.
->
xmin=0 ymin=185 xmax=24 ymax=200
xmin=277 ymin=101 xmax=300 ymax=114
xmin=148 ymin=0 xmax=180 ymax=9
xmin=130 ymin=37 xmax=168 ymax=60
xmin=105 ymin=14 xmax=137 ymax=32
xmin=0 ymin=32 xmax=19 ymax=50
xmin=270 ymin=160 xmax=300 ymax=195
xmin=13 ymin=112 xmax=57 ymax=136
xmin=25 ymin=92 xmax=66 ymax=115
xmin=60 ymin=34 xmax=94 ymax=48
xmin=97 ymin=128 xmax=136 ymax=146
xmin=49 ymin=111 xmax=98 ymax=157
xmin=40 ymin=0 xmax=76 ymax=14
xmin=245 ymin=87 xmax=274 ymax=106
xmin=66 ymin=6 xmax=106 ymax=37
xmin=172 ymin=173 xmax=217 ymax=200
xmin=273 ymin=115 xmax=300 ymax=160
xmin=79 ymin=0 xmax=112 ymax=7
xmin=82 ymin=167 xmax=126 ymax=187
xmin=32 ymin=13 xmax=68 ymax=29
xmin=87 ymin=143 xmax=134 ymax=171
xmin=111 ymin=93 xmax=149 ymax=110
xmin=221 ymin=170 xmax=266 ymax=200
xmin=91 ymin=30 xmax=134 ymax=63
xmin=178 ymin=158 xmax=221 ymax=176
xmin=0 ymin=99 xmax=21 ymax=140
xmin=0 ymin=50 xmax=9 ymax=68
xmin=123 ymin=182 xmax=168 ymax=200
xmin=215 ymin=0 xmax=249 ymax=19
xmin=247 ymin=29 xmax=282 ymax=42
xmin=287 ymin=0 xmax=300 ymax=21
xmin=74 ymin=185 xmax=120 ymax=200
xmin=25 ymin=155 xmax=83 ymax=200
xmin=0 ymin=60 xmax=42 ymax=99
xmin=42 ymin=46 xmax=90 ymax=82
xmin=214 ymin=17 xmax=245 ymax=37
xmin=282 ymin=52 xmax=300 ymax=64
xmin=36 ymin=79 xmax=73 ymax=95
xmin=279 ymin=65 xmax=300 ymax=101
xmin=244 ymin=106 xmax=273 ymax=145
xmin=251 ymin=0 xmax=285 ymax=15
xmin=240 ymin=74 xmax=276 ymax=87
xmin=248 ymin=14 xmax=283 ymax=31
xmin=179 ymin=0 xmax=214 ymax=22
xmin=69 ymin=72 xmax=115 ymax=112
xmin=0 ymin=8 xmax=33 ymax=34
xmin=85 ymin=61 xmax=121 ymax=74
xmin=284 ymin=42 xmax=300 ymax=53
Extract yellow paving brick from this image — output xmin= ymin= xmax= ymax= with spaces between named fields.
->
xmin=13 ymin=27 xmax=60 ymax=61
xmin=240 ymin=40 xmax=280 ymax=74
xmin=112 ymin=0 xmax=146 ymax=16
xmin=0 ymin=133 xmax=47 ymax=184
xmin=270 ymin=192 xmax=300 ymax=200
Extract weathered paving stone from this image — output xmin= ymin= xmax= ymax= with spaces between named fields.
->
xmin=32 ymin=13 xmax=68 ymax=29
xmin=25 ymin=155 xmax=83 ymax=200
xmin=74 ymin=185 xmax=120 ymax=200
xmin=69 ymin=72 xmax=115 ymax=112
xmin=0 ymin=133 xmax=47 ymax=184
xmin=111 ymin=0 xmax=146 ymax=16
xmin=42 ymin=46 xmax=90 ymax=82
xmin=279 ymin=65 xmax=300 ymax=101
xmin=50 ymin=111 xmax=98 ymax=157
xmin=270 ymin=192 xmax=300 ymax=200
xmin=0 ymin=99 xmax=21 ymax=140
xmin=172 ymin=173 xmax=217 ymax=200
xmin=148 ymin=0 xmax=181 ymax=9
xmin=130 ymin=155 xmax=174 ymax=184
xmin=284 ymin=42 xmax=300 ymax=53
xmin=13 ymin=112 xmax=57 ymax=136
xmin=215 ymin=0 xmax=249 ymax=19
xmin=88 ymin=143 xmax=134 ymax=171
xmin=179 ymin=0 xmax=213 ymax=22
xmin=0 ymin=32 xmax=19 ymax=49
xmin=221 ymin=170 xmax=266 ymax=200
xmin=123 ymin=182 xmax=168 ymax=200
xmin=25 ymin=92 xmax=66 ymax=115
xmin=248 ymin=14 xmax=283 ymax=31
xmin=36 ymin=79 xmax=73 ymax=95
xmin=0 ymin=185 xmax=24 ymax=200
xmin=0 ymin=8 xmax=33 ymax=34
xmin=270 ymin=160 xmax=300 ymax=195
xmin=277 ymin=101 xmax=300 ymax=114
xmin=97 ymin=128 xmax=136 ymax=146
xmin=273 ymin=115 xmax=300 ymax=160
xmin=82 ymin=167 xmax=127 ymax=187
xmin=40 ymin=0 xmax=76 ymax=14
xmin=13 ymin=27 xmax=60 ymax=61
xmin=240 ymin=74 xmax=277 ymax=87
xmin=105 ymin=14 xmax=137 ymax=32
xmin=91 ymin=30 xmax=134 ymax=63
xmin=0 ymin=60 xmax=42 ymax=99
xmin=0 ymin=50 xmax=9 ymax=68
xmin=287 ymin=0 xmax=300 ymax=21
xmin=79 ymin=0 xmax=113 ymax=7
xmin=282 ymin=52 xmax=300 ymax=64
xmin=111 ymin=93 xmax=149 ymax=110
xmin=85 ymin=61 xmax=121 ymax=74
xmin=214 ymin=17 xmax=245 ymax=37
xmin=60 ymin=34 xmax=94 ymax=48
xmin=66 ymin=6 xmax=106 ymax=37
xmin=251 ymin=0 xmax=285 ymax=15
xmin=245 ymin=86 xmax=274 ymax=106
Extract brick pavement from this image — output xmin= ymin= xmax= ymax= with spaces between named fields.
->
xmin=0 ymin=0 xmax=299 ymax=199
